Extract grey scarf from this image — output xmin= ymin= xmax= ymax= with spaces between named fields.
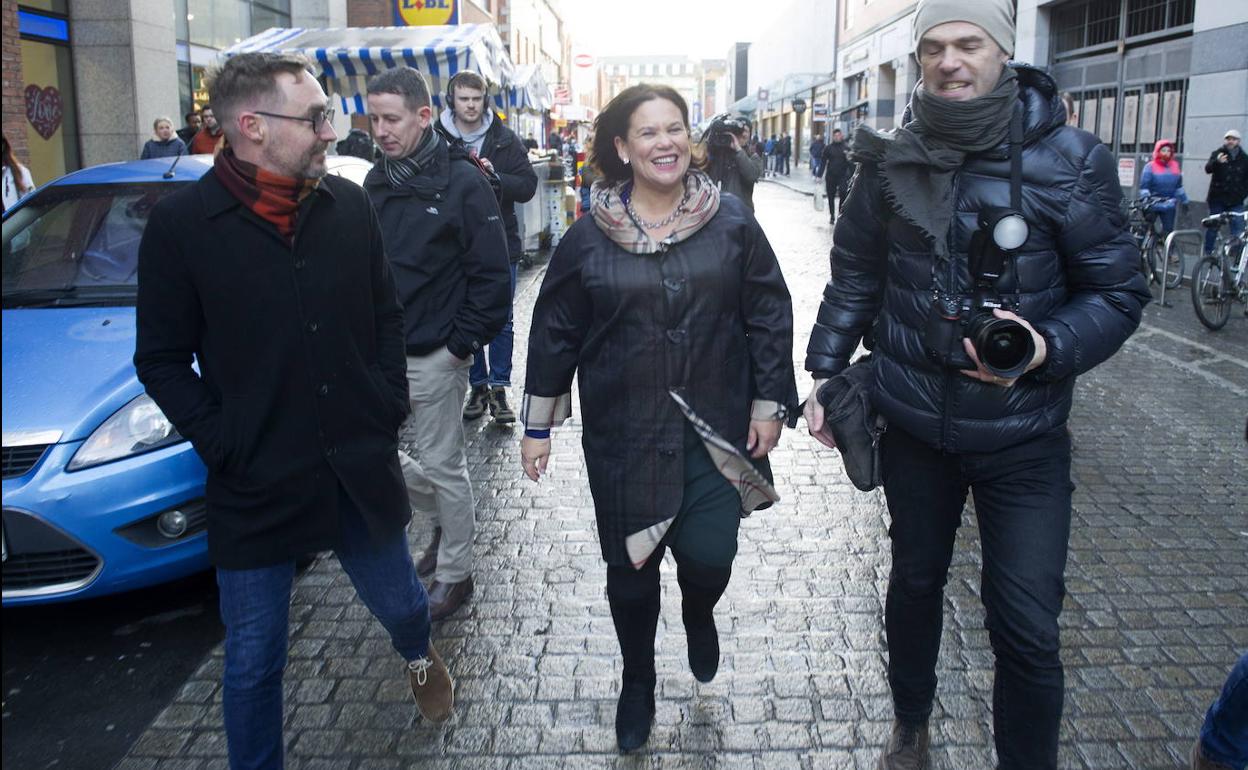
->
xmin=380 ymin=127 xmax=440 ymax=189
xmin=851 ymin=68 xmax=1019 ymax=262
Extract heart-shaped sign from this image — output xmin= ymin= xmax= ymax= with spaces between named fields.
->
xmin=25 ymin=84 xmax=63 ymax=141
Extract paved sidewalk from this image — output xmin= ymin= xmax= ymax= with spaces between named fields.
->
xmin=120 ymin=184 xmax=1247 ymax=770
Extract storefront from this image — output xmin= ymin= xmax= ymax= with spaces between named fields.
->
xmin=173 ymin=0 xmax=294 ymax=118
xmin=16 ymin=1 xmax=80 ymax=185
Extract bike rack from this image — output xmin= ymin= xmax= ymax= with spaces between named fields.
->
xmin=1159 ymin=229 xmax=1204 ymax=307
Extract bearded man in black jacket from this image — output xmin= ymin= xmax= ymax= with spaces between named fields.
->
xmin=803 ymin=1 xmax=1151 ymax=768
xmin=365 ymin=66 xmax=511 ymax=622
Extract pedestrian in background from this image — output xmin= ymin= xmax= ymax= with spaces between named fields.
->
xmin=176 ymin=110 xmax=202 ymax=145
xmin=780 ymin=131 xmax=792 ymax=175
xmin=365 ymin=66 xmax=512 ymax=622
xmin=135 ymin=52 xmax=454 ymax=769
xmin=2 ymin=133 xmax=35 ymax=212
xmin=804 ymin=1 xmax=1150 ymax=767
xmin=704 ymin=115 xmax=764 ymax=211
xmin=1139 ymin=139 xmax=1188 ymax=234
xmin=521 ymin=83 xmax=797 ymax=754
xmin=764 ymin=133 xmax=776 ymax=175
xmin=819 ymin=127 xmax=850 ymax=224
xmin=140 ymin=116 xmax=188 ymax=160
xmin=1204 ymin=128 xmax=1247 ymax=256
xmin=188 ymin=105 xmax=224 ymax=155
xmin=436 ymin=70 xmax=539 ymax=427
xmin=809 ymin=132 xmax=826 ymax=178
xmin=1059 ymin=91 xmax=1079 ymax=127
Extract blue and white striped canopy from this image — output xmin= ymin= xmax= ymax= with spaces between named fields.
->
xmin=222 ymin=24 xmax=516 ymax=116
xmin=507 ymin=63 xmax=552 ymax=114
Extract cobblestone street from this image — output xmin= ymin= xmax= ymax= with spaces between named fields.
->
xmin=121 ymin=182 xmax=1247 ymax=770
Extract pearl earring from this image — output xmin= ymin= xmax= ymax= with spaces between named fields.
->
xmin=623 ymin=158 xmax=630 ymax=165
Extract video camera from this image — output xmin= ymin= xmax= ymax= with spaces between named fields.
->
xmin=704 ymin=113 xmax=750 ymax=150
xmin=922 ymin=208 xmax=1036 ymax=380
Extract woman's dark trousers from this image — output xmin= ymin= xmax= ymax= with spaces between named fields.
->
xmin=606 ymin=544 xmax=732 ymax=691
xmin=880 ymin=426 xmax=1074 ymax=770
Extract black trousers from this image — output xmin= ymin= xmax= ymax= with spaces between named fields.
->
xmin=606 ymin=545 xmax=731 ymax=687
xmin=881 ymin=426 xmax=1073 ymax=770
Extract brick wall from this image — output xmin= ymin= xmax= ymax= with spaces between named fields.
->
xmin=347 ymin=0 xmax=389 ymax=27
xmin=1 ymin=0 xmax=28 ymax=163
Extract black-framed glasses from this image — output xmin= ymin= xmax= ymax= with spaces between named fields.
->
xmin=254 ymin=107 xmax=336 ymax=133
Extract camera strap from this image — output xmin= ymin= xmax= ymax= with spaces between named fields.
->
xmin=1009 ymin=111 xmax=1023 ymax=211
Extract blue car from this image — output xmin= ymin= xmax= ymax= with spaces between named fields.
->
xmin=2 ymin=153 xmax=372 ymax=605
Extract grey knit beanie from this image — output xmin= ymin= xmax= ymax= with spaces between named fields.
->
xmin=912 ymin=0 xmax=1016 ymax=58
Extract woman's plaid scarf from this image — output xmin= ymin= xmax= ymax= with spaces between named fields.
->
xmin=214 ymin=147 xmax=318 ymax=244
xmin=590 ymin=169 xmax=721 ymax=255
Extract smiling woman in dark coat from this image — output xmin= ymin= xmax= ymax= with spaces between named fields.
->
xmin=519 ymin=83 xmax=798 ymax=754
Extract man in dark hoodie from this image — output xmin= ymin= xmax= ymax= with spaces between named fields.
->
xmin=436 ymin=71 xmax=538 ymax=426
xmin=364 ymin=66 xmax=511 ymax=621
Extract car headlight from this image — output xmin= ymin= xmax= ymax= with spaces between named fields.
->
xmin=67 ymin=394 xmax=184 ymax=471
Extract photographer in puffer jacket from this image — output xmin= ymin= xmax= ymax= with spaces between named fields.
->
xmin=802 ymin=1 xmax=1151 ymax=768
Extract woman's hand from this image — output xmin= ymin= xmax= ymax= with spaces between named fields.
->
xmin=746 ymin=419 xmax=782 ymax=458
xmin=520 ymin=436 xmax=551 ymax=481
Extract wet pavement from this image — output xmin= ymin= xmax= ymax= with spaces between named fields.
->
xmin=118 ymin=182 xmax=1247 ymax=769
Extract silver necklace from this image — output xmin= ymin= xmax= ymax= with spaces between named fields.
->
xmin=626 ymin=191 xmax=690 ymax=229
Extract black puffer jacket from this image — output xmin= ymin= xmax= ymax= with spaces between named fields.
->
xmin=806 ymin=65 xmax=1151 ymax=453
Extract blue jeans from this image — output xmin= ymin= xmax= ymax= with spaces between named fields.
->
xmin=1205 ymin=202 xmax=1246 ymax=254
xmin=469 ymin=261 xmax=518 ymax=388
xmin=881 ymin=426 xmax=1073 ymax=770
xmin=1201 ymin=653 xmax=1248 ymax=769
xmin=216 ymin=490 xmax=430 ymax=770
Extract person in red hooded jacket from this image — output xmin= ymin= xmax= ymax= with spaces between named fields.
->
xmin=1139 ymin=138 xmax=1188 ymax=233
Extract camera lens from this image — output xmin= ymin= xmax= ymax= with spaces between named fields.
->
xmin=967 ymin=315 xmax=1035 ymax=379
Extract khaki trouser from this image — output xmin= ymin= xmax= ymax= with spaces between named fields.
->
xmin=399 ymin=347 xmax=475 ymax=583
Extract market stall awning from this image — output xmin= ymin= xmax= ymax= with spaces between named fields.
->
xmin=222 ymin=24 xmax=515 ymax=115
xmin=507 ymin=63 xmax=552 ymax=113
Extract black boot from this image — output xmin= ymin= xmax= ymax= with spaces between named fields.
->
xmin=607 ymin=560 xmax=660 ymax=753
xmin=462 ymin=384 xmax=489 ymax=420
xmin=676 ymin=553 xmax=731 ymax=683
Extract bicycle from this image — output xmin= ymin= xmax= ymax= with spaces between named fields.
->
xmin=1127 ymin=196 xmax=1184 ymax=289
xmin=1190 ymin=210 xmax=1248 ymax=330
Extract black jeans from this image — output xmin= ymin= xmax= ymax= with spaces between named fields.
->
xmin=881 ymin=426 xmax=1073 ymax=770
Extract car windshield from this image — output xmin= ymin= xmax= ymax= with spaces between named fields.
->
xmin=2 ymin=183 xmax=185 ymax=308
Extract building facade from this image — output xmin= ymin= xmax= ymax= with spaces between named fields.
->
xmin=746 ymin=0 xmax=838 ymax=166
xmin=0 ymin=0 xmax=347 ymax=185
xmin=598 ymin=55 xmax=705 ymax=122
xmin=1016 ymin=0 xmax=1247 ymax=204
xmin=835 ymin=0 xmax=918 ymax=134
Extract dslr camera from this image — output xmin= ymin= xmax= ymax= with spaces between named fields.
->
xmin=704 ymin=113 xmax=750 ymax=150
xmin=923 ymin=208 xmax=1036 ymax=380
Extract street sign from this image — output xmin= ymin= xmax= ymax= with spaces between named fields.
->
xmin=573 ymin=53 xmax=594 ymax=68
xmin=757 ymin=88 xmax=769 ymax=103
xmin=553 ymin=85 xmax=571 ymax=105
xmin=792 ymin=98 xmax=807 ymax=114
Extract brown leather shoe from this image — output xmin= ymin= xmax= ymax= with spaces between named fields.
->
xmin=407 ymin=643 xmax=454 ymax=723
xmin=878 ymin=720 xmax=930 ymax=770
xmin=428 ymin=576 xmax=474 ymax=621
xmin=416 ymin=527 xmax=440 ymax=579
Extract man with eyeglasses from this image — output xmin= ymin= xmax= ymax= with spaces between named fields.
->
xmin=135 ymin=52 xmax=454 ymax=770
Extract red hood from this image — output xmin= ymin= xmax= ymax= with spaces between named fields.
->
xmin=1151 ymin=139 xmax=1178 ymax=172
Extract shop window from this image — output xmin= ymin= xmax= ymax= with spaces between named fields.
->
xmin=1126 ymin=0 xmax=1194 ymax=38
xmin=1052 ymin=0 xmax=1121 ymax=55
xmin=18 ymin=7 xmax=80 ymax=184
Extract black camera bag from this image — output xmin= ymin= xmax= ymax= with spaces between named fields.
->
xmin=816 ymin=357 xmax=886 ymax=492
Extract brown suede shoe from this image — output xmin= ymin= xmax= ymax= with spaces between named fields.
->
xmin=407 ymin=644 xmax=454 ymax=723
xmin=416 ymin=527 xmax=440 ymax=579
xmin=428 ymin=576 xmax=474 ymax=621
xmin=878 ymin=720 xmax=930 ymax=770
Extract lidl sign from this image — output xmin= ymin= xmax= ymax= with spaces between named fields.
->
xmin=395 ymin=0 xmax=457 ymax=26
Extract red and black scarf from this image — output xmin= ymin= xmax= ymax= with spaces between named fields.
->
xmin=214 ymin=147 xmax=319 ymax=244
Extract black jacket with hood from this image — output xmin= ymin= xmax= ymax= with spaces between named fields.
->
xmin=364 ymin=133 xmax=512 ymax=360
xmin=806 ymin=64 xmax=1152 ymax=454
xmin=437 ymin=113 xmax=538 ymax=261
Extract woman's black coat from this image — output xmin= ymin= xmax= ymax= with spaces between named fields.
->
xmin=806 ymin=65 xmax=1152 ymax=453
xmin=524 ymin=193 xmax=798 ymax=566
xmin=134 ymin=171 xmax=411 ymax=569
